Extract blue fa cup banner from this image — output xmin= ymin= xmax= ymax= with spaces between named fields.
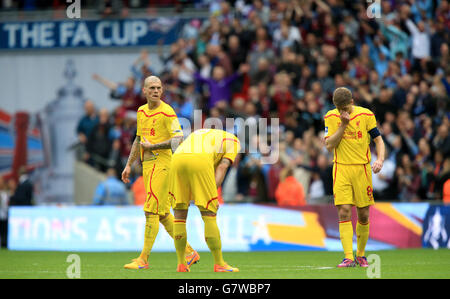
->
xmin=0 ymin=18 xmax=185 ymax=49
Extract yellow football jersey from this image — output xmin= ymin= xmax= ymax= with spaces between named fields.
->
xmin=136 ymin=101 xmax=183 ymax=165
xmin=174 ymin=129 xmax=241 ymax=169
xmin=324 ymin=106 xmax=377 ymax=165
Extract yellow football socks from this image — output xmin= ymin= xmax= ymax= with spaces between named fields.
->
xmin=139 ymin=214 xmax=160 ymax=262
xmin=173 ymin=219 xmax=188 ymax=265
xmin=202 ymin=215 xmax=225 ymax=266
xmin=339 ymin=220 xmax=354 ymax=260
xmin=160 ymin=213 xmax=195 ymax=255
xmin=356 ymin=221 xmax=370 ymax=257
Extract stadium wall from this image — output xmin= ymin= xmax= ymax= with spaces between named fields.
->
xmin=7 ymin=203 xmax=449 ymax=252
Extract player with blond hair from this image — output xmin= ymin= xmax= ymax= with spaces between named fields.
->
xmin=324 ymin=87 xmax=385 ymax=267
xmin=122 ymin=76 xmax=199 ymax=270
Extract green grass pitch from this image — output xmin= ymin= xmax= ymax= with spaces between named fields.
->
xmin=0 ymin=249 xmax=449 ymax=279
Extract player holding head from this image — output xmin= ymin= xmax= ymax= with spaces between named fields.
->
xmin=168 ymin=128 xmax=241 ymax=272
xmin=122 ymin=75 xmax=200 ymax=270
xmin=324 ymin=87 xmax=385 ymax=267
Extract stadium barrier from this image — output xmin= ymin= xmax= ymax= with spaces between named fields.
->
xmin=7 ymin=203 xmax=449 ymax=251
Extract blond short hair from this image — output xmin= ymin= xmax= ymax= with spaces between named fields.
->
xmin=332 ymin=87 xmax=353 ymax=108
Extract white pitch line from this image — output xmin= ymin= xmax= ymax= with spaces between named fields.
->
xmin=240 ymin=265 xmax=335 ymax=270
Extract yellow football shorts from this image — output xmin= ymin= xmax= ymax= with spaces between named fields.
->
xmin=168 ymin=154 xmax=219 ymax=213
xmin=332 ymin=163 xmax=374 ymax=208
xmin=143 ymin=161 xmax=171 ymax=215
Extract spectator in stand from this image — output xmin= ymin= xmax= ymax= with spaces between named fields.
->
xmin=372 ymin=150 xmax=396 ymax=200
xmin=76 ymin=100 xmax=99 ymax=160
xmin=275 ymin=166 xmax=306 ymax=207
xmin=92 ymin=73 xmax=145 ymax=116
xmin=404 ymin=11 xmax=431 ymax=72
xmin=432 ymin=123 xmax=450 ymax=157
xmin=396 ymin=153 xmax=422 ymax=202
xmin=97 ymin=0 xmax=123 ymax=17
xmin=444 ymin=179 xmax=450 ymax=203
xmin=436 ymin=157 xmax=450 ymax=202
xmin=0 ymin=177 xmax=10 ymax=248
xmin=131 ymin=164 xmax=145 ymax=206
xmin=248 ymin=39 xmax=275 ymax=77
xmin=93 ymin=168 xmax=129 ymax=206
xmin=194 ymin=63 xmax=249 ymax=109
xmin=270 ymin=72 xmax=294 ymax=124
xmin=116 ymin=111 xmax=137 ymax=168
xmin=85 ymin=108 xmax=118 ymax=172
xmin=272 ymin=18 xmax=302 ymax=54
xmin=9 ymin=167 xmax=33 ymax=206
xmin=131 ymin=49 xmax=155 ymax=86
xmin=226 ymin=34 xmax=248 ymax=73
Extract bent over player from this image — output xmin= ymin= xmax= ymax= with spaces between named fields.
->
xmin=122 ymin=76 xmax=199 ymax=270
xmin=324 ymin=87 xmax=385 ymax=268
xmin=168 ymin=128 xmax=241 ymax=272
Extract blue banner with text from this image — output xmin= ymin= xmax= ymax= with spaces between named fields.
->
xmin=0 ymin=18 xmax=185 ymax=49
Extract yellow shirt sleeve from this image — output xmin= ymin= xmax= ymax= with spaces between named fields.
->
xmin=324 ymin=113 xmax=339 ymax=139
xmin=366 ymin=113 xmax=377 ymax=132
xmin=162 ymin=105 xmax=183 ymax=138
xmin=136 ymin=112 xmax=142 ymax=137
xmin=165 ymin=115 xmax=183 ymax=138
xmin=222 ymin=137 xmax=241 ymax=163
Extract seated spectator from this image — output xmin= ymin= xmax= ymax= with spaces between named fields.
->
xmin=93 ymin=168 xmax=129 ymax=205
xmin=275 ymin=167 xmax=306 ymax=207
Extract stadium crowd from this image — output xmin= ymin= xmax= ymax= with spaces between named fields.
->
xmin=74 ymin=0 xmax=450 ymax=205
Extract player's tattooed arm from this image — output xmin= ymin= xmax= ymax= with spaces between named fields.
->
xmin=126 ymin=136 xmax=141 ymax=167
xmin=122 ymin=136 xmax=140 ymax=184
xmin=140 ymin=135 xmax=184 ymax=152
xmin=215 ymin=158 xmax=232 ymax=187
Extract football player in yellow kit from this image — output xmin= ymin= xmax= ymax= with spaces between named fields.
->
xmin=122 ymin=76 xmax=199 ymax=270
xmin=168 ymin=129 xmax=241 ymax=272
xmin=324 ymin=87 xmax=385 ymax=268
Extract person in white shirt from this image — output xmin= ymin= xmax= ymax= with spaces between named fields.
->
xmin=372 ymin=152 xmax=396 ymax=200
xmin=405 ymin=18 xmax=430 ymax=71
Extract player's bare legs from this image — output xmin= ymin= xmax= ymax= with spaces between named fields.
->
xmin=355 ymin=206 xmax=370 ymax=267
xmin=336 ymin=204 xmax=356 ymax=267
xmin=337 ymin=204 xmax=352 ymax=222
